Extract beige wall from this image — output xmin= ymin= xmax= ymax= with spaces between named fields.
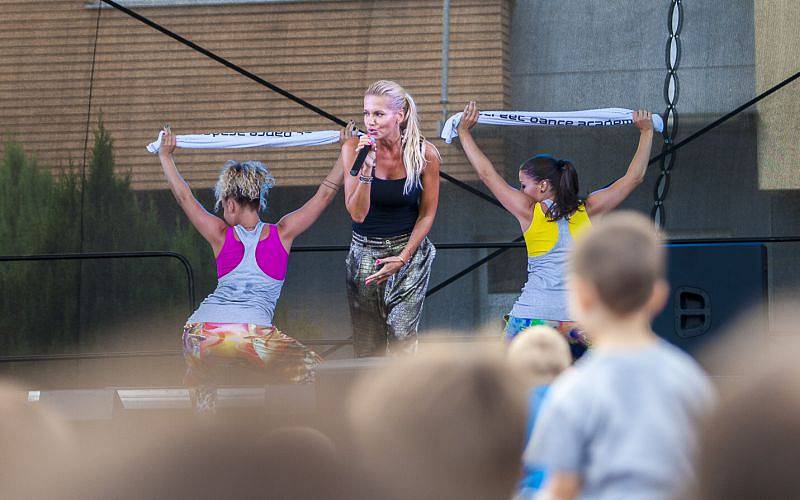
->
xmin=0 ymin=0 xmax=510 ymax=189
xmin=755 ymin=0 xmax=800 ymax=190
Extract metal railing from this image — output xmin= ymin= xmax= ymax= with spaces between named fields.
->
xmin=0 ymin=251 xmax=197 ymax=312
xmin=0 ymin=250 xmax=356 ymax=362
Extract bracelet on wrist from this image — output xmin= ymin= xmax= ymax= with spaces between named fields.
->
xmin=358 ymin=174 xmax=373 ymax=184
xmin=321 ymin=179 xmax=340 ymax=191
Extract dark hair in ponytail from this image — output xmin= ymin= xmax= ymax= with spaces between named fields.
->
xmin=519 ymin=154 xmax=583 ymax=221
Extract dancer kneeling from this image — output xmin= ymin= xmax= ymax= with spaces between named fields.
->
xmin=158 ymin=123 xmax=353 ymax=413
xmin=457 ymin=102 xmax=654 ymax=359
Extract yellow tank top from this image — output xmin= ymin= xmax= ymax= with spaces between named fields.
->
xmin=523 ymin=202 xmax=592 ymax=257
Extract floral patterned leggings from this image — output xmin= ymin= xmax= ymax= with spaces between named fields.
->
xmin=182 ymin=322 xmax=321 ymax=414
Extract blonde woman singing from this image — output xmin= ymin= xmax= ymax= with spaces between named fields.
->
xmin=341 ymin=81 xmax=441 ymax=357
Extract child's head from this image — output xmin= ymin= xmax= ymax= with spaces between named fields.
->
xmin=213 ymin=160 xmax=275 ymax=225
xmin=568 ymin=211 xmax=668 ymax=331
xmin=348 ymin=347 xmax=528 ymax=500
xmin=508 ymin=325 xmax=571 ymax=388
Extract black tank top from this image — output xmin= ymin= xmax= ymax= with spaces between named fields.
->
xmin=352 ymin=176 xmax=421 ymax=237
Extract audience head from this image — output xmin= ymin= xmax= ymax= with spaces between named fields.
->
xmin=62 ymin=422 xmax=351 ymax=500
xmin=348 ymin=347 xmax=528 ymax=500
xmin=508 ymin=325 xmax=571 ymax=388
xmin=694 ymin=309 xmax=800 ymax=500
xmin=695 ymin=360 xmax=800 ymax=499
xmin=0 ymin=380 xmax=76 ymax=498
xmin=569 ymin=211 xmax=668 ymax=331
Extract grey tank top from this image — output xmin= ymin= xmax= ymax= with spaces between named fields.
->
xmin=510 ymin=200 xmax=576 ymax=321
xmin=188 ymin=222 xmax=284 ymax=326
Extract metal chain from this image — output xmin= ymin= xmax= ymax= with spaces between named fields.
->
xmin=652 ymin=0 xmax=683 ymax=229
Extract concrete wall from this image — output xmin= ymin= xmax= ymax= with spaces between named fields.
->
xmin=506 ymin=0 xmax=800 ymax=326
xmin=755 ymin=0 xmax=800 ymax=189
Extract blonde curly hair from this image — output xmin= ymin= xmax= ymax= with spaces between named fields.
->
xmin=213 ymin=160 xmax=275 ymax=212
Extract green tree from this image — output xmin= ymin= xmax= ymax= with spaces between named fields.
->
xmin=0 ymin=142 xmax=81 ymax=353
xmin=0 ymin=121 xmax=215 ymax=356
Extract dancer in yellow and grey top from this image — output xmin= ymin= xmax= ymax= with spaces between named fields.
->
xmin=457 ymin=101 xmax=655 ymax=358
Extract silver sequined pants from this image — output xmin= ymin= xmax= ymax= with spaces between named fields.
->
xmin=346 ymin=232 xmax=436 ymax=357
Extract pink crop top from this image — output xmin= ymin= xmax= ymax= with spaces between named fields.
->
xmin=215 ymin=224 xmax=288 ymax=280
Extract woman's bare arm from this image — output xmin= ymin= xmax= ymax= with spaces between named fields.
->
xmin=457 ymin=101 xmax=535 ymax=230
xmin=585 ymin=110 xmax=655 ymax=217
xmin=158 ymin=128 xmax=227 ymax=254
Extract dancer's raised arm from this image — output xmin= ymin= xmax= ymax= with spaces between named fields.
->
xmin=278 ymin=121 xmax=355 ymax=248
xmin=585 ymin=110 xmax=654 ymax=217
xmin=158 ymin=127 xmax=226 ymax=253
xmin=457 ymin=101 xmax=536 ymax=230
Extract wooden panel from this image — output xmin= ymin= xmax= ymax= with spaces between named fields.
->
xmin=0 ymin=0 xmax=511 ymax=189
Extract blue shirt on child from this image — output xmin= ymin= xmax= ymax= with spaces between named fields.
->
xmin=524 ymin=340 xmax=715 ymax=500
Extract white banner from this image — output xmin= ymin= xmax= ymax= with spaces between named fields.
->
xmin=440 ymin=108 xmax=664 ymax=143
xmin=146 ymin=130 xmax=341 ymax=154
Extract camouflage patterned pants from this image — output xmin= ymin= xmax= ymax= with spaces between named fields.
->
xmin=346 ymin=232 xmax=435 ymax=357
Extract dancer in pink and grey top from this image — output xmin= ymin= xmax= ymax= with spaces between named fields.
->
xmin=158 ymin=122 xmax=354 ymax=414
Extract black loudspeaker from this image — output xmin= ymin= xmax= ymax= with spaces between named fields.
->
xmin=653 ymin=243 xmax=767 ymax=354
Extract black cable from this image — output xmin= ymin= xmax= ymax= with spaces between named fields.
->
xmin=648 ymin=69 xmax=800 ymax=166
xmin=426 ymin=236 xmax=524 ymax=297
xmin=81 ymin=3 xmax=103 ymax=251
xmin=440 ymin=171 xmax=503 ymax=209
xmin=76 ymin=2 xmax=103 ymax=346
xmin=99 ymin=0 xmax=341 ymax=127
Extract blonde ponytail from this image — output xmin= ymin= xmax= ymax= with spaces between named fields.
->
xmin=399 ymin=92 xmax=427 ymax=194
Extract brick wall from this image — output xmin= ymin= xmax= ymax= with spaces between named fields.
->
xmin=0 ymin=0 xmax=510 ymax=189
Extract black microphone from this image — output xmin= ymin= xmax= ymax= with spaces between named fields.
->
xmin=349 ymin=139 xmax=374 ymax=176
